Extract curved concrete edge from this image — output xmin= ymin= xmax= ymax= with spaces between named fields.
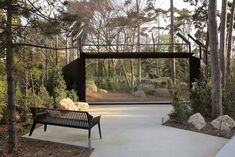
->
xmin=214 ymin=136 xmax=235 ymax=157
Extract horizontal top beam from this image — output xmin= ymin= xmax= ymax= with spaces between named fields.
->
xmin=82 ymin=52 xmax=194 ymax=59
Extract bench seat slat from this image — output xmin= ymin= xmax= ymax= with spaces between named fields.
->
xmin=37 ymin=116 xmax=89 ymax=128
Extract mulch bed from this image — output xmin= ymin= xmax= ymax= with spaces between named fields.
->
xmin=0 ymin=124 xmax=93 ymax=157
xmin=164 ymin=119 xmax=235 ymax=139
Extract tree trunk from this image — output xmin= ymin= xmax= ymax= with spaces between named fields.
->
xmin=157 ymin=13 xmax=160 ymax=51
xmin=45 ymin=49 xmax=48 ymax=81
xmin=98 ymin=60 xmax=103 ymax=81
xmin=219 ymin=0 xmax=228 ymax=86
xmin=129 ymin=31 xmax=136 ymax=94
xmin=6 ymin=0 xmax=17 ymax=154
xmin=130 ymin=59 xmax=135 ymax=94
xmin=136 ymin=0 xmax=142 ymax=87
xmin=121 ymin=61 xmax=131 ymax=91
xmin=227 ymin=0 xmax=235 ymax=76
xmin=208 ymin=0 xmax=222 ymax=117
xmin=170 ymin=0 xmax=176 ymax=85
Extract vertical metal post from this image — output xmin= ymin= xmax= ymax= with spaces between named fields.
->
xmin=56 ymin=35 xmax=58 ymax=66
xmin=77 ymin=38 xmax=79 ymax=58
xmin=205 ymin=49 xmax=208 ymax=65
xmin=116 ymin=33 xmax=119 ymax=53
xmin=79 ymin=38 xmax=82 ymax=55
xmin=97 ymin=35 xmax=100 ymax=53
xmin=77 ymin=52 xmax=86 ymax=101
xmin=188 ymin=42 xmax=191 ymax=53
xmin=152 ymin=32 xmax=155 ymax=52
xmin=189 ymin=57 xmax=192 ymax=89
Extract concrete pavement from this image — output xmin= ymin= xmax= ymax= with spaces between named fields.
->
xmin=214 ymin=136 xmax=235 ymax=157
xmin=23 ymin=105 xmax=228 ymax=157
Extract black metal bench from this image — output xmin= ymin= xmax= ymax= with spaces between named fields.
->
xmin=29 ymin=107 xmax=102 ymax=140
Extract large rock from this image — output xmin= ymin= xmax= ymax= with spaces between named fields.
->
xmin=86 ymin=80 xmax=98 ymax=92
xmin=98 ymin=89 xmax=108 ymax=93
xmin=211 ymin=115 xmax=235 ymax=130
xmin=154 ymin=88 xmax=170 ymax=97
xmin=142 ymin=84 xmax=155 ymax=95
xmin=153 ymin=78 xmax=169 ymax=88
xmin=133 ymin=90 xmax=146 ymax=97
xmin=188 ymin=113 xmax=206 ymax=130
xmin=75 ymin=102 xmax=89 ymax=110
xmin=58 ymin=98 xmax=79 ymax=111
xmin=142 ymin=77 xmax=169 ymax=88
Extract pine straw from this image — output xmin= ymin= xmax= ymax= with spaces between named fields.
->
xmin=0 ymin=125 xmax=93 ymax=157
xmin=164 ymin=119 xmax=235 ymax=139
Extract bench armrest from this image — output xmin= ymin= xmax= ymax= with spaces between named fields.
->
xmin=90 ymin=115 xmax=101 ymax=127
xmin=34 ymin=111 xmax=48 ymax=120
xmin=30 ymin=107 xmax=48 ymax=120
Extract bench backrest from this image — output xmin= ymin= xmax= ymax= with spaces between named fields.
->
xmin=30 ymin=107 xmax=93 ymax=122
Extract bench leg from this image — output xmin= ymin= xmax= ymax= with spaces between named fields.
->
xmin=44 ymin=124 xmax=47 ymax=132
xmin=88 ymin=129 xmax=91 ymax=139
xmin=98 ymin=122 xmax=102 ymax=139
xmin=88 ymin=139 xmax=91 ymax=149
xmin=29 ymin=121 xmax=36 ymax=136
xmin=88 ymin=129 xmax=91 ymax=149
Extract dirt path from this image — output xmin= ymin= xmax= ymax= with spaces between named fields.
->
xmin=86 ymin=91 xmax=171 ymax=102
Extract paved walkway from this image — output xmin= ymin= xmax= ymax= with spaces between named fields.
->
xmin=214 ymin=136 xmax=235 ymax=157
xmin=23 ymin=105 xmax=228 ymax=157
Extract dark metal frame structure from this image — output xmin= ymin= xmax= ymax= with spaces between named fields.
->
xmin=63 ymin=33 xmax=202 ymax=102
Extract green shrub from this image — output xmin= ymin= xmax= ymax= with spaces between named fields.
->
xmin=0 ymin=104 xmax=7 ymax=124
xmin=16 ymin=124 xmax=26 ymax=133
xmin=37 ymin=87 xmax=53 ymax=108
xmin=67 ymin=89 xmax=79 ymax=102
xmin=46 ymin=67 xmax=67 ymax=105
xmin=97 ymin=80 xmax=109 ymax=89
xmin=190 ymin=82 xmax=211 ymax=117
xmin=22 ymin=118 xmax=33 ymax=129
xmin=16 ymin=86 xmax=52 ymax=122
xmin=97 ymin=78 xmax=119 ymax=90
xmin=223 ymin=76 xmax=235 ymax=117
xmin=0 ymin=104 xmax=5 ymax=115
xmin=16 ymin=88 xmax=36 ymax=121
xmin=169 ymin=91 xmax=190 ymax=122
xmin=97 ymin=78 xmax=129 ymax=92
xmin=54 ymin=87 xmax=67 ymax=105
xmin=107 ymin=78 xmax=119 ymax=90
xmin=0 ymin=76 xmax=7 ymax=124
xmin=86 ymin=70 xmax=94 ymax=81
xmin=0 ymin=76 xmax=6 ymax=104
xmin=18 ymin=105 xmax=28 ymax=122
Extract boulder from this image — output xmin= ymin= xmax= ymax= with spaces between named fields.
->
xmin=86 ymin=80 xmax=98 ymax=92
xmin=188 ymin=113 xmax=206 ymax=130
xmin=58 ymin=98 xmax=79 ymax=111
xmin=75 ymin=102 xmax=89 ymax=110
xmin=142 ymin=84 xmax=155 ymax=95
xmin=142 ymin=78 xmax=169 ymax=88
xmin=154 ymin=88 xmax=170 ymax=97
xmin=133 ymin=90 xmax=146 ymax=97
xmin=98 ymin=89 xmax=108 ymax=93
xmin=211 ymin=115 xmax=235 ymax=130
xmin=153 ymin=79 xmax=168 ymax=88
